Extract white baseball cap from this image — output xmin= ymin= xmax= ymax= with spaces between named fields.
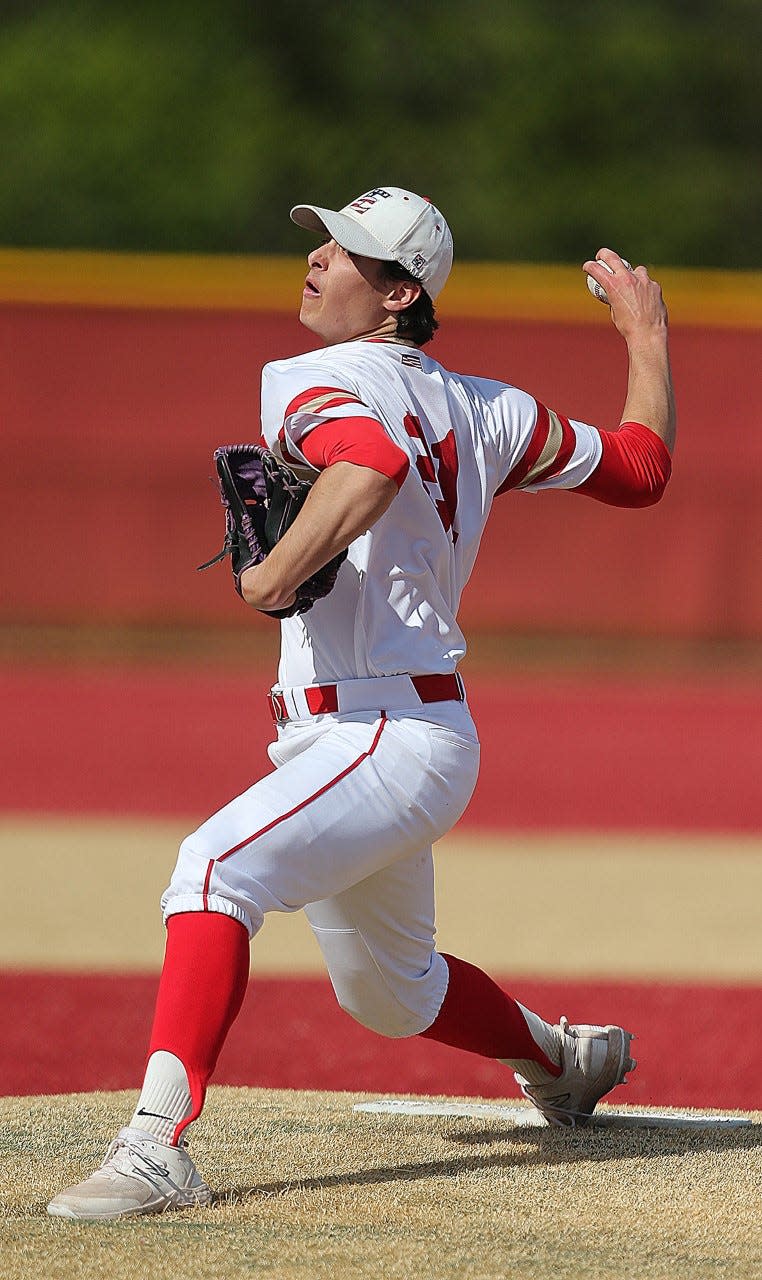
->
xmin=290 ymin=186 xmax=453 ymax=300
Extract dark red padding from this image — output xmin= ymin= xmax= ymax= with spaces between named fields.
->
xmin=576 ymin=421 xmax=672 ymax=507
xmin=148 ymin=912 xmax=251 ymax=1144
xmin=299 ymin=416 xmax=411 ymax=488
xmin=419 ymin=953 xmax=561 ymax=1074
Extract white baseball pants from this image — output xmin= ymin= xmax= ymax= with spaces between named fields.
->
xmin=162 ymin=703 xmax=480 ymax=1037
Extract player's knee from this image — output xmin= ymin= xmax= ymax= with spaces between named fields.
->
xmin=332 ymin=976 xmax=422 ymax=1039
xmin=310 ymin=919 xmax=448 ymax=1038
xmin=328 ymin=955 xmax=447 ymax=1039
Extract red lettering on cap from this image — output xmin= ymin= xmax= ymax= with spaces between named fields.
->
xmin=350 ymin=188 xmax=392 ymax=214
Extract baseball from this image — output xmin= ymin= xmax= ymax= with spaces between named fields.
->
xmin=586 ymin=257 xmax=632 ymax=306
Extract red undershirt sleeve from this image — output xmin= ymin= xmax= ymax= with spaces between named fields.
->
xmin=298 ymin=416 xmax=410 ymax=489
xmin=575 ymin=421 xmax=672 ymax=507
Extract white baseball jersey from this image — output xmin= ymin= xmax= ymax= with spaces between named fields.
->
xmin=261 ymin=339 xmax=603 ymax=687
xmin=165 ymin=338 xmax=605 ymax=1031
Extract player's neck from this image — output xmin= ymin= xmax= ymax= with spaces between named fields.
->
xmin=356 ymin=314 xmax=399 ymax=343
xmin=325 ymin=317 xmax=419 ymax=348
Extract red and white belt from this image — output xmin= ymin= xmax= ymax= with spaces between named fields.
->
xmin=268 ymin=672 xmax=465 ymax=724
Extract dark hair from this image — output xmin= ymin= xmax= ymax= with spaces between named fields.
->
xmin=382 ymin=260 xmax=439 ymax=346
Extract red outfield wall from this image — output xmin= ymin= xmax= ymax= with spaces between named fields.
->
xmin=4 ymin=971 xmax=759 ymax=1110
xmin=2 ymin=257 xmax=761 ymax=637
xmin=3 ymin=665 xmax=761 ymax=831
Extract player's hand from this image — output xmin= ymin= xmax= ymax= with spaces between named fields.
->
xmin=583 ymin=249 xmax=668 ymax=345
xmin=239 ymin=562 xmax=297 ymax=614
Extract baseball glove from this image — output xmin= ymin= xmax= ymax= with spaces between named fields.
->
xmin=198 ymin=444 xmax=347 ymax=619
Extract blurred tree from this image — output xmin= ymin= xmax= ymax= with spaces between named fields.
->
xmin=0 ymin=0 xmax=759 ymax=265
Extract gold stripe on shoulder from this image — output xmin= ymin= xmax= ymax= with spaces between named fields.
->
xmin=295 ymin=392 xmax=357 ymax=416
xmin=519 ymin=409 xmax=565 ymax=487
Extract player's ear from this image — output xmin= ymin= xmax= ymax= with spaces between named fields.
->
xmin=382 ymin=278 xmax=422 ymax=313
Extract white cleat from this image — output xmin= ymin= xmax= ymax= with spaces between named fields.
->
xmin=515 ymin=1017 xmax=636 ymax=1127
xmin=47 ymin=1127 xmax=213 ymax=1220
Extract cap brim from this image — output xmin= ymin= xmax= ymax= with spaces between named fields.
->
xmin=290 ymin=204 xmax=396 ymax=261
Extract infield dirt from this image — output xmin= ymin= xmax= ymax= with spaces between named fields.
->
xmin=4 ymin=818 xmax=762 ymax=980
xmin=4 ymin=818 xmax=762 ymax=1109
xmin=3 ymin=1087 xmax=761 ymax=1280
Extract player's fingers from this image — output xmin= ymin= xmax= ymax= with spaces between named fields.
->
xmin=591 ymin=247 xmax=631 ymax=274
xmin=582 ymin=250 xmax=611 ymax=279
xmin=632 ymin=264 xmax=665 ymax=302
xmin=582 ymin=259 xmax=615 ymax=290
xmin=582 ymin=252 xmax=634 ymax=295
xmin=632 ymin=265 xmax=666 ymax=305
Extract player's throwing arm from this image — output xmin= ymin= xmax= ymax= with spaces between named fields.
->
xmin=583 ymin=249 xmax=676 ymax=454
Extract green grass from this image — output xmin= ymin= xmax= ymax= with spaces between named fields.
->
xmin=3 ymin=1088 xmax=762 ymax=1279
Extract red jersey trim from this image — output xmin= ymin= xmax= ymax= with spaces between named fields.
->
xmin=284 ymin=385 xmax=365 ymax=419
xmin=496 ymin=402 xmax=551 ymax=494
xmin=527 ymin=411 xmax=577 ymax=485
xmin=299 ymin=416 xmax=410 ymax=489
xmin=201 ymin=717 xmax=389 ymax=908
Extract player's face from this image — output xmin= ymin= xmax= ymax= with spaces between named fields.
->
xmin=299 ymin=238 xmax=394 ymax=345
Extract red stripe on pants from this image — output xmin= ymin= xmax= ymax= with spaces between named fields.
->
xmin=202 ymin=716 xmax=388 ymax=909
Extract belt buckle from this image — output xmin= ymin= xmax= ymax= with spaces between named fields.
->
xmin=269 ymin=691 xmax=288 ymax=723
xmin=454 ymin=671 xmax=465 ymax=701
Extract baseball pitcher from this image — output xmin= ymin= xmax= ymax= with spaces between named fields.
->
xmin=49 ymin=186 xmax=675 ymax=1218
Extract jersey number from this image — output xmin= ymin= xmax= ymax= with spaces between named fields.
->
xmin=404 ymin=414 xmax=460 ymax=544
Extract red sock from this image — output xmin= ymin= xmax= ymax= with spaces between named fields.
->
xmin=419 ymin=953 xmax=560 ymax=1074
xmin=148 ymin=912 xmax=250 ymax=1139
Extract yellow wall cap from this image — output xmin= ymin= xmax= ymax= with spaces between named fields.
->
xmin=1 ymin=247 xmax=760 ymax=328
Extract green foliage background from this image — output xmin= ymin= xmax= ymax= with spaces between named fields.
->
xmin=2 ymin=0 xmax=760 ymax=266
